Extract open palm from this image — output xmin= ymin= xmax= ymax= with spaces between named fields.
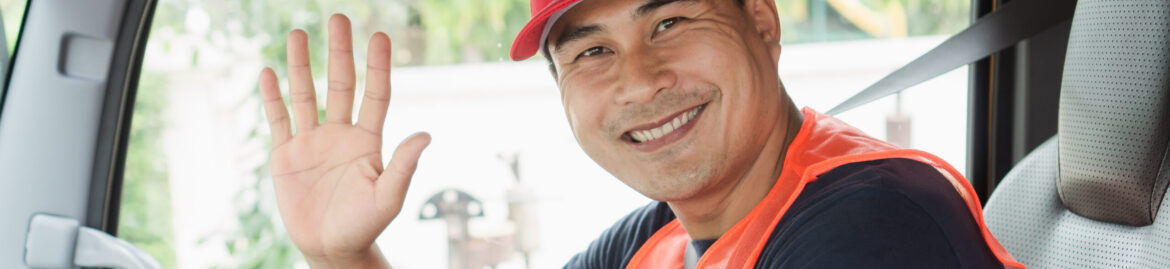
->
xmin=258 ymin=14 xmax=428 ymax=267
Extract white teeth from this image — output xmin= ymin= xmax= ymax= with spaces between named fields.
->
xmin=631 ymin=131 xmax=646 ymax=142
xmin=630 ymin=105 xmax=703 ymax=143
xmin=650 ymin=128 xmax=663 ymax=139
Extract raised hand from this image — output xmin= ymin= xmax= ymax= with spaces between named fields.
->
xmin=258 ymin=14 xmax=428 ymax=268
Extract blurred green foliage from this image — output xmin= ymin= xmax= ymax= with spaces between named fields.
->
xmin=118 ymin=71 xmax=179 ymax=268
xmin=776 ymin=0 xmax=970 ymax=43
xmin=2 ymin=0 xmax=25 ymax=55
xmin=415 ymin=0 xmax=530 ymax=63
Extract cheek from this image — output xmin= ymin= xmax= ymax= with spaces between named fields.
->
xmin=672 ymin=31 xmax=776 ymax=151
xmin=665 ymin=30 xmax=750 ymax=85
xmin=563 ymin=90 xmax=610 ymax=144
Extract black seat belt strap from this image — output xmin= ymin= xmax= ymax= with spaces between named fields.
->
xmin=826 ymin=0 xmax=1077 ymax=115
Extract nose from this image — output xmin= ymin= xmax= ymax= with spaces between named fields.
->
xmin=614 ymin=49 xmax=676 ymax=105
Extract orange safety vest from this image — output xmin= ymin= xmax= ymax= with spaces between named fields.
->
xmin=625 ymin=107 xmax=1024 ymax=269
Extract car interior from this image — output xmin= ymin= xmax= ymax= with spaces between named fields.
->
xmin=0 ymin=0 xmax=1166 ymax=268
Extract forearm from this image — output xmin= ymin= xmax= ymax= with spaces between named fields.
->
xmin=305 ymin=244 xmax=391 ymax=269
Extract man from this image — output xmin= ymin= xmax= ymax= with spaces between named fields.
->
xmin=258 ymin=0 xmax=1025 ymax=268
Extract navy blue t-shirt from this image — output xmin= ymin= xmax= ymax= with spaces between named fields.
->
xmin=563 ymin=158 xmax=1003 ymax=268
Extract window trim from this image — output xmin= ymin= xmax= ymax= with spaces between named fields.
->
xmin=86 ymin=0 xmax=158 ymax=234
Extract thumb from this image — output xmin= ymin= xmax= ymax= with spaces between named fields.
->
xmin=374 ymin=132 xmax=432 ymax=213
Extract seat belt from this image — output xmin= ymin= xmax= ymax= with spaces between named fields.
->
xmin=825 ymin=0 xmax=1077 ymax=115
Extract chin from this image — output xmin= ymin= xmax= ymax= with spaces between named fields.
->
xmin=622 ymin=168 xmax=717 ymax=202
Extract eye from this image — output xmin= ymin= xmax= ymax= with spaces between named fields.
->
xmin=655 ymin=17 xmax=687 ymax=33
xmin=576 ymin=46 xmax=611 ymax=60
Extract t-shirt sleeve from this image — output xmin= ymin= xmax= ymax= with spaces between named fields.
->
xmin=755 ymin=158 xmax=1003 ymax=269
xmin=563 ymin=201 xmax=676 ymax=269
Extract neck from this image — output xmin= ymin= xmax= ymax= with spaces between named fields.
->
xmin=666 ymin=97 xmax=803 ymax=240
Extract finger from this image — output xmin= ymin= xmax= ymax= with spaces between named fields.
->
xmin=325 ymin=14 xmax=356 ymax=124
xmin=286 ymin=29 xmax=319 ymax=132
xmin=259 ymin=68 xmax=292 ymax=147
xmin=357 ymin=32 xmax=392 ymax=134
xmin=375 ymin=132 xmax=432 ymax=212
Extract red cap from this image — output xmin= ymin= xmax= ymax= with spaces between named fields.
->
xmin=510 ymin=0 xmax=585 ymax=61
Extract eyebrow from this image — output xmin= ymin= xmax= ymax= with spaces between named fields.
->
xmin=553 ymin=24 xmax=603 ymax=55
xmin=550 ymin=0 xmax=696 ymax=56
xmin=635 ymin=0 xmax=695 ymax=17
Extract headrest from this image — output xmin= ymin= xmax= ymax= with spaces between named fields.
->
xmin=1057 ymin=0 xmax=1170 ymax=227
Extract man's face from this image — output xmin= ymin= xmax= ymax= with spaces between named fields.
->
xmin=547 ymin=0 xmax=784 ymax=201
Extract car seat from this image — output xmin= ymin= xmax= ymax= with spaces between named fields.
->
xmin=981 ymin=0 xmax=1170 ymax=268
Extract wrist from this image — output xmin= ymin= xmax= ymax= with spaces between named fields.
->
xmin=305 ymin=245 xmax=389 ymax=269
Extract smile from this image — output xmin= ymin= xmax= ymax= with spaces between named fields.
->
xmin=630 ymin=105 xmax=702 ymax=143
xmin=623 ymin=104 xmax=707 ymax=150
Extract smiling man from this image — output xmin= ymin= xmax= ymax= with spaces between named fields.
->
xmin=259 ymin=0 xmax=1024 ymax=268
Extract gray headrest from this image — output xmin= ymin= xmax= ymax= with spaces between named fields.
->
xmin=1056 ymin=0 xmax=1170 ymax=227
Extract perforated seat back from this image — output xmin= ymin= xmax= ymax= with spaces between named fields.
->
xmin=985 ymin=139 xmax=1170 ymax=268
xmin=982 ymin=0 xmax=1170 ymax=267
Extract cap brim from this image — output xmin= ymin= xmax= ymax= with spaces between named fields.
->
xmin=509 ymin=0 xmax=583 ymax=61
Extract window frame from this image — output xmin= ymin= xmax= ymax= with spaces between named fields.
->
xmin=87 ymin=0 xmax=159 ymax=234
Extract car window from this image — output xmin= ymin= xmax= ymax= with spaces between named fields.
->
xmin=778 ymin=0 xmax=972 ymax=175
xmin=0 ymin=0 xmax=23 ymax=55
xmin=120 ymin=0 xmax=971 ymax=268
xmin=0 ymin=0 xmax=27 ymax=109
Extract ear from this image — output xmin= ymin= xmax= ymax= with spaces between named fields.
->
xmin=549 ymin=62 xmax=559 ymax=80
xmin=742 ymin=0 xmax=782 ymax=62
